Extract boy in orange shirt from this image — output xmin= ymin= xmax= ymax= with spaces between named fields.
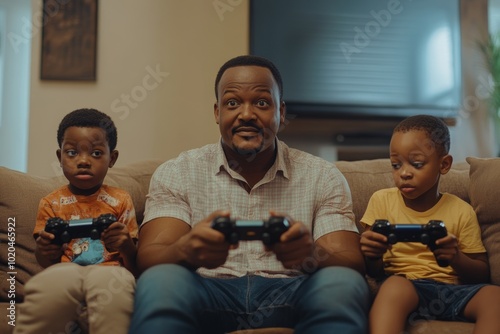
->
xmin=15 ymin=108 xmax=138 ymax=334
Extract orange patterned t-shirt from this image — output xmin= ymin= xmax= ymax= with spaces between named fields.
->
xmin=34 ymin=184 xmax=138 ymax=266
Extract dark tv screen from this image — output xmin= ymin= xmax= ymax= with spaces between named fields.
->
xmin=250 ymin=0 xmax=462 ymax=119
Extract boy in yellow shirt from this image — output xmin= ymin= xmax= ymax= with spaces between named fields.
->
xmin=360 ymin=114 xmax=500 ymax=334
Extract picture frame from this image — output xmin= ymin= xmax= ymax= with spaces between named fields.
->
xmin=40 ymin=0 xmax=98 ymax=81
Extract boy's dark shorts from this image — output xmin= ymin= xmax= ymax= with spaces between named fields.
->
xmin=410 ymin=279 xmax=488 ymax=322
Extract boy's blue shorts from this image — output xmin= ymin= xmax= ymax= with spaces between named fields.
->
xmin=410 ymin=279 xmax=488 ymax=322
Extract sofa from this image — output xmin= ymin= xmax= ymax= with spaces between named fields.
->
xmin=1 ymin=157 xmax=499 ymax=333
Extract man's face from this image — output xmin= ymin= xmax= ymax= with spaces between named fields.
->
xmin=214 ymin=65 xmax=285 ymax=156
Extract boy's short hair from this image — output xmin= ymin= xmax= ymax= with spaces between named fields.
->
xmin=57 ymin=108 xmax=118 ymax=151
xmin=214 ymin=55 xmax=283 ymax=101
xmin=393 ymin=114 xmax=450 ymax=156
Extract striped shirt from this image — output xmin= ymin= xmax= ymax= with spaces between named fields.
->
xmin=143 ymin=139 xmax=357 ymax=278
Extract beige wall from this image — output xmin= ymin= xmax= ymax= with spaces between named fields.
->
xmin=28 ymin=0 xmax=249 ymax=177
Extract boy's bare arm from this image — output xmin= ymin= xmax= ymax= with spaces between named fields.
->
xmin=118 ymin=238 xmax=138 ymax=276
xmin=453 ymin=252 xmax=489 ymax=284
xmin=435 ymin=234 xmax=490 ymax=284
xmin=360 ymin=225 xmax=390 ymax=278
xmin=101 ymin=222 xmax=138 ymax=276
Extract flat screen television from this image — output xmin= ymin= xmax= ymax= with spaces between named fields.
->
xmin=250 ymin=0 xmax=462 ymax=120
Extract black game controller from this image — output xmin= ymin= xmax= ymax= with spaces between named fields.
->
xmin=45 ymin=213 xmax=117 ymax=244
xmin=371 ymin=219 xmax=449 ymax=267
xmin=211 ymin=216 xmax=290 ymax=245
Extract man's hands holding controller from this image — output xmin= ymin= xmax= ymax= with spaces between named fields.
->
xmin=177 ymin=210 xmax=314 ymax=270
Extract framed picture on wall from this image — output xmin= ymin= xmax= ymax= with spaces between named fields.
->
xmin=40 ymin=0 xmax=98 ymax=81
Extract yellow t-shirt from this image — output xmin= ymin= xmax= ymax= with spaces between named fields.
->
xmin=361 ymin=188 xmax=485 ymax=284
xmin=35 ymin=184 xmax=138 ymax=266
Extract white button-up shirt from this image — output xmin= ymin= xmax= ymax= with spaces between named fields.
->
xmin=143 ymin=139 xmax=357 ymax=278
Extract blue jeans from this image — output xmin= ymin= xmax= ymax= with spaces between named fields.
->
xmin=129 ymin=264 xmax=369 ymax=334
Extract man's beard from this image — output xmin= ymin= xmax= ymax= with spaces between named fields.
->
xmin=234 ymin=143 xmax=263 ymax=159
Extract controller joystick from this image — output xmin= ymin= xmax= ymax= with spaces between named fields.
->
xmin=371 ymin=219 xmax=449 ymax=267
xmin=45 ymin=213 xmax=117 ymax=244
xmin=211 ymin=216 xmax=290 ymax=245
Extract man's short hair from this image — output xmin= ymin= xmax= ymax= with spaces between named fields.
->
xmin=214 ymin=55 xmax=283 ymax=101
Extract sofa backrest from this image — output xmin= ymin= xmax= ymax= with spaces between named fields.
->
xmin=466 ymin=157 xmax=500 ymax=285
xmin=2 ymin=156 xmax=497 ymax=303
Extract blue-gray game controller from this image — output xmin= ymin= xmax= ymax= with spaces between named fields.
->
xmin=371 ymin=219 xmax=449 ymax=267
xmin=45 ymin=213 xmax=117 ymax=244
xmin=211 ymin=216 xmax=290 ymax=245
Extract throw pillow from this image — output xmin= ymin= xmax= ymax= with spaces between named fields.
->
xmin=466 ymin=157 xmax=500 ymax=285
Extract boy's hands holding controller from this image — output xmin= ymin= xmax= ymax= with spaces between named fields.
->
xmin=35 ymin=230 xmax=65 ymax=267
xmin=101 ymin=221 xmax=139 ymax=275
xmin=360 ymin=229 xmax=457 ymax=263
xmin=360 ymin=230 xmax=391 ymax=260
xmin=101 ymin=221 xmax=136 ymax=253
xmin=433 ymin=233 xmax=459 ymax=265
xmin=36 ymin=220 xmax=137 ymax=269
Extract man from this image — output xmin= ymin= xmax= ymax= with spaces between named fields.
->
xmin=129 ymin=55 xmax=369 ymax=334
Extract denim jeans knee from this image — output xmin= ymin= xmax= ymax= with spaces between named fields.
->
xmin=293 ymin=267 xmax=369 ymax=334
xmin=129 ymin=264 xmax=207 ymax=333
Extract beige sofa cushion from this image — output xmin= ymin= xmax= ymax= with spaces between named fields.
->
xmin=0 ymin=168 xmax=58 ymax=302
xmin=0 ymin=160 xmax=161 ymax=302
xmin=467 ymin=157 xmax=500 ymax=285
